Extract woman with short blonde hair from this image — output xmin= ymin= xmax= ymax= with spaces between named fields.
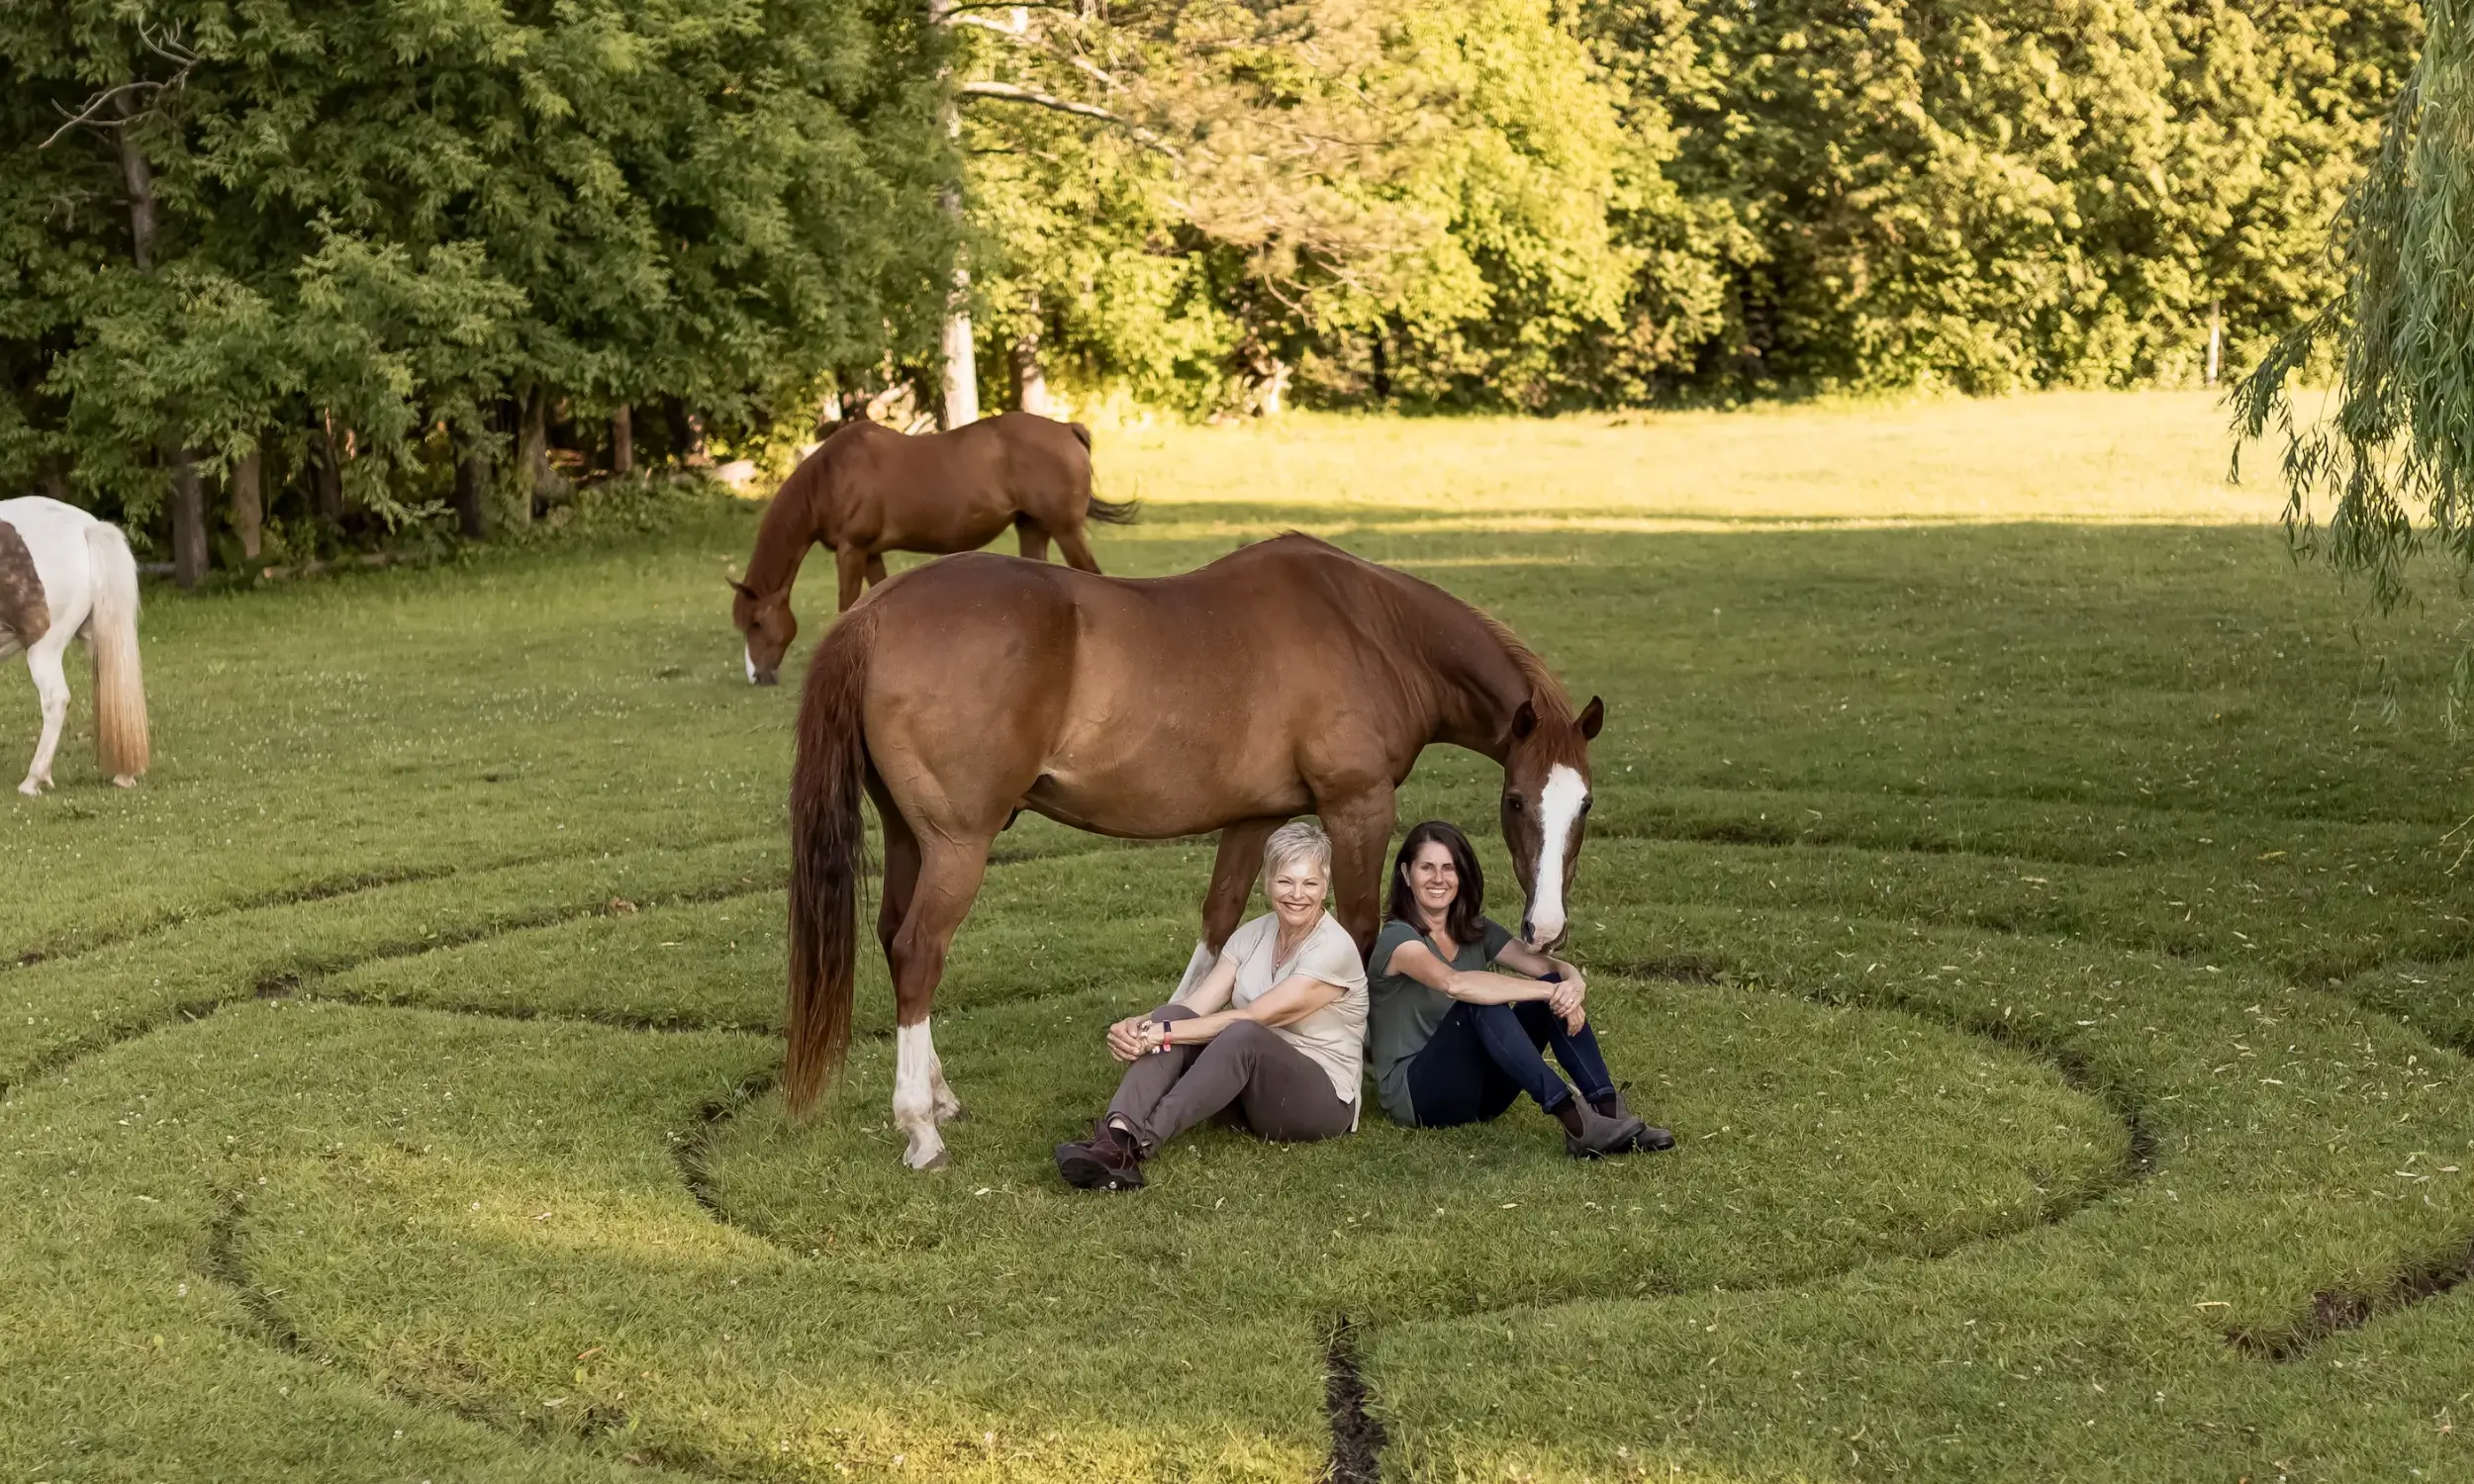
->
xmin=1055 ymin=819 xmax=1369 ymax=1191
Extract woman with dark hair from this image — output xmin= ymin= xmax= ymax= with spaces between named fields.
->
xmin=1365 ymin=820 xmax=1671 ymax=1157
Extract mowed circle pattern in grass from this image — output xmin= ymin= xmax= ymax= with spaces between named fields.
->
xmin=6 ymin=394 xmax=2474 ymax=1481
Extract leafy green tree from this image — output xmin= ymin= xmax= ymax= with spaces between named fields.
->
xmin=2 ymin=0 xmax=953 ymax=578
xmin=2236 ymin=0 xmax=2474 ymax=624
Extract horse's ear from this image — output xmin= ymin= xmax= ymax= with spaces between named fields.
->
xmin=726 ymin=577 xmax=758 ymax=601
xmin=1577 ymin=696 xmax=1605 ymax=740
xmin=1511 ymin=700 xmax=1538 ymax=740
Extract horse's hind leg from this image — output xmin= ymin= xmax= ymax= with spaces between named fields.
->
xmin=869 ymin=789 xmax=963 ymax=1127
xmin=18 ymin=636 xmax=70 ymax=796
xmin=885 ymin=834 xmax=994 ymax=1167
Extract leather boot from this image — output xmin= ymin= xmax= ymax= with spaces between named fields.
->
xmin=1560 ymin=1098 xmax=1650 ymax=1159
xmin=1055 ymin=1120 xmax=1146 ymax=1190
xmin=1590 ymin=1089 xmax=1676 ymax=1152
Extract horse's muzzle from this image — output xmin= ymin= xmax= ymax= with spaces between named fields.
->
xmin=752 ymin=670 xmax=779 ymax=687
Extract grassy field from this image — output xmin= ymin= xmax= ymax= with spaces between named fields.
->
xmin=8 ymin=391 xmax=2474 ymax=1481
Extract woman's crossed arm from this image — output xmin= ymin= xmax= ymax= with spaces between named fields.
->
xmin=1386 ymin=939 xmax=1588 ymax=1034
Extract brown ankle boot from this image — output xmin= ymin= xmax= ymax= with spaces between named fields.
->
xmin=1055 ymin=1120 xmax=1146 ymax=1190
xmin=1590 ymin=1089 xmax=1675 ymax=1152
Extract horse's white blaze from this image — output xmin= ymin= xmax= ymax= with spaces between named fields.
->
xmin=894 ymin=1019 xmax=947 ymax=1169
xmin=1173 ymin=940 xmax=1216 ymax=1001
xmin=744 ymin=644 xmax=758 ymax=685
xmin=1527 ymin=764 xmax=1588 ymax=945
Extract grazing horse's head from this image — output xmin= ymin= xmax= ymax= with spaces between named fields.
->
xmin=1499 ymin=694 xmax=1605 ymax=951
xmin=730 ymin=580 xmax=796 ymax=686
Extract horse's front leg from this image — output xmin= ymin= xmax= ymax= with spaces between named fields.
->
xmin=1315 ymin=782 xmax=1400 ymax=956
xmin=18 ymin=639 xmax=69 ymax=795
xmin=833 ymin=545 xmax=869 ymax=612
xmin=885 ymin=834 xmax=993 ymax=1168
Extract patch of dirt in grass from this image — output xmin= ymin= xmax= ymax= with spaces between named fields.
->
xmin=2231 ymin=1236 xmax=2474 ymax=1361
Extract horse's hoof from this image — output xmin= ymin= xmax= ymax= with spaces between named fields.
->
xmin=907 ymin=1148 xmax=952 ymax=1171
xmin=15 ymin=779 xmax=40 ymax=797
xmin=110 ymin=775 xmax=136 ymax=788
xmin=935 ymin=1101 xmax=969 ymax=1125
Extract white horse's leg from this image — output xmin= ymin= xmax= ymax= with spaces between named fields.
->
xmin=894 ymin=1019 xmax=949 ymax=1169
xmin=19 ymin=635 xmax=70 ymax=795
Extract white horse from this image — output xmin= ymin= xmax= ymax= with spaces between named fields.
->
xmin=0 ymin=497 xmax=148 ymax=795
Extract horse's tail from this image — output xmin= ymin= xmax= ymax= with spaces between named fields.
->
xmin=83 ymin=520 xmax=148 ymax=781
xmin=1085 ymin=493 xmax=1140 ymax=525
xmin=784 ymin=603 xmax=879 ymax=1115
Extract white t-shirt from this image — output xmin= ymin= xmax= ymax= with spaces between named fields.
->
xmin=1199 ymin=911 xmax=1369 ymax=1123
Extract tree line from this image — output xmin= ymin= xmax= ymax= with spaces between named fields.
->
xmin=1 ymin=0 xmax=2426 ymax=581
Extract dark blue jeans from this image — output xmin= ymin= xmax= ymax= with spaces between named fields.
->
xmin=1403 ymin=998 xmax=1618 ymax=1128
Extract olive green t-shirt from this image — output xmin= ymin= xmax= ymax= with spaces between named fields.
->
xmin=1365 ymin=915 xmax=1516 ymax=1125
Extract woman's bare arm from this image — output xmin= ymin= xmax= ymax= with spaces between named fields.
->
xmin=1384 ymin=939 xmax=1555 ymax=1006
xmin=1137 ymin=973 xmax=1344 ymax=1050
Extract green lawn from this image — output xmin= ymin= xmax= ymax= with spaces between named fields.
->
xmin=8 ymin=393 xmax=2474 ymax=1481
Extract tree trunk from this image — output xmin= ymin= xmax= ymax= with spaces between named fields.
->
xmin=313 ymin=413 xmax=345 ymax=523
xmin=232 ymin=447 xmax=263 ymax=560
xmin=514 ymin=388 xmax=548 ymax=524
xmin=1258 ymin=358 xmax=1289 ymax=417
xmin=168 ymin=452 xmax=207 ymax=588
xmin=118 ymin=98 xmax=207 ymax=581
xmin=929 ymin=2 xmax=979 ymax=429
xmin=1014 ymin=306 xmax=1056 ymax=418
xmin=115 ymin=105 xmax=157 ymax=271
xmin=452 ymin=426 xmax=491 ymax=539
xmin=611 ymin=404 xmax=633 ymax=475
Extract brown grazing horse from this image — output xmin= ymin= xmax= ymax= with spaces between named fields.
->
xmin=785 ymin=533 xmax=1605 ymax=1168
xmin=730 ymin=412 xmax=1136 ymax=685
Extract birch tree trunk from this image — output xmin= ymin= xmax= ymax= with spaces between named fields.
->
xmin=931 ymin=0 xmax=979 ymax=428
xmin=611 ymin=405 xmax=634 ymax=474
xmin=1013 ymin=297 xmax=1056 ymax=417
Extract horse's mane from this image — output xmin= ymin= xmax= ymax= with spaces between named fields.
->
xmin=1470 ymin=604 xmax=1574 ymax=723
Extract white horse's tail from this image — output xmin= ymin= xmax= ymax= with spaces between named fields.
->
xmin=83 ymin=521 xmax=147 ymax=781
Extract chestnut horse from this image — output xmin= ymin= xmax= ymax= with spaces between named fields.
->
xmin=786 ymin=533 xmax=1605 ymax=1168
xmin=730 ymin=412 xmax=1136 ymax=685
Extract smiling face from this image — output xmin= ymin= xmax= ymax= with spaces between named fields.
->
xmin=1499 ymin=694 xmax=1605 ymax=950
xmin=1264 ymin=851 xmax=1331 ymax=934
xmin=731 ymin=583 xmax=796 ymax=686
xmin=1406 ymin=840 xmax=1460 ymax=925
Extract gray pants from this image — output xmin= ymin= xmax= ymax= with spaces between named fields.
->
xmin=1107 ymin=1003 xmax=1354 ymax=1155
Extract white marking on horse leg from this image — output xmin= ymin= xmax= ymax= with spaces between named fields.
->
xmin=21 ymin=640 xmax=69 ymax=794
xmin=1527 ymin=764 xmax=1588 ymax=947
xmin=894 ymin=1020 xmax=948 ymax=1169
xmin=1173 ymin=941 xmax=1216 ymax=1001
xmin=744 ymin=644 xmax=758 ymax=685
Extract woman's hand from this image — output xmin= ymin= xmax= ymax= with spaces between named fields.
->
xmin=1106 ymin=1015 xmax=1151 ymax=1064
xmin=1545 ymin=967 xmax=1586 ymax=1034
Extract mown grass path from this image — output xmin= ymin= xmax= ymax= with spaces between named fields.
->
xmin=7 ymin=395 xmax=2474 ymax=1481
